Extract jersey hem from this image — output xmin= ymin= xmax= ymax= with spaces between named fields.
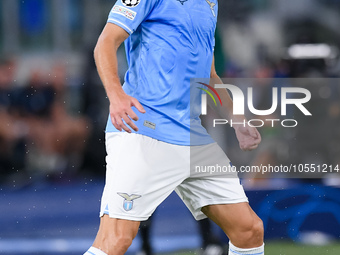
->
xmin=105 ymin=130 xmax=215 ymax=146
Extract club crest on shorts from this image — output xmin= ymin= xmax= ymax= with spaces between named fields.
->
xmin=121 ymin=0 xmax=140 ymax=8
xmin=118 ymin=193 xmax=141 ymax=211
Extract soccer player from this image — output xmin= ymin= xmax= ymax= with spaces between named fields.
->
xmin=84 ymin=0 xmax=264 ymax=255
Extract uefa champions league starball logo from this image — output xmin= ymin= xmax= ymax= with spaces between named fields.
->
xmin=121 ymin=0 xmax=140 ymax=7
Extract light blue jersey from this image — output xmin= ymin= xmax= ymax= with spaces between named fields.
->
xmin=106 ymin=0 xmax=218 ymax=145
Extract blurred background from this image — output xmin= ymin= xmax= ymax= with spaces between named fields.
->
xmin=0 ymin=0 xmax=340 ymax=254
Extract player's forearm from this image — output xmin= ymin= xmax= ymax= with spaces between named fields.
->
xmin=94 ymin=32 xmax=124 ymax=102
xmin=211 ymin=73 xmax=246 ymax=123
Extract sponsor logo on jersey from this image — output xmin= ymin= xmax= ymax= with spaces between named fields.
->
xmin=177 ymin=0 xmax=188 ymax=5
xmin=144 ymin=120 xmax=156 ymax=130
xmin=121 ymin=0 xmax=140 ymax=8
xmin=112 ymin=5 xmax=136 ymax=20
xmin=205 ymin=0 xmax=216 ymax=17
xmin=117 ymin=193 xmax=141 ymax=211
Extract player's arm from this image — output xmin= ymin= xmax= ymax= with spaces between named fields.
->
xmin=209 ymin=56 xmax=261 ymax=151
xmin=94 ymin=23 xmax=145 ymax=133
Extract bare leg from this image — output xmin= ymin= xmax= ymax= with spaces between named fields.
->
xmin=202 ymin=203 xmax=264 ymax=249
xmin=92 ymin=215 xmax=140 ymax=255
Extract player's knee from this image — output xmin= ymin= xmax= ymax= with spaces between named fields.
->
xmin=231 ymin=217 xmax=264 ymax=248
xmin=113 ymin=234 xmax=134 ymax=251
xmin=103 ymin=233 xmax=133 ymax=254
xmin=94 ymin=230 xmax=134 ymax=254
xmin=243 ymin=217 xmax=263 ymax=243
xmin=252 ymin=217 xmax=264 ymax=242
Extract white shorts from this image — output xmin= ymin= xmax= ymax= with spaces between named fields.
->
xmin=100 ymin=133 xmax=248 ymax=221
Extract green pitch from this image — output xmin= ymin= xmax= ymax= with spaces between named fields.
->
xmin=163 ymin=242 xmax=340 ymax=255
xmin=259 ymin=242 xmax=340 ymax=255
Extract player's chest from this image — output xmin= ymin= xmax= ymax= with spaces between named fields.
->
xmin=173 ymin=0 xmax=218 ymax=16
xmin=155 ymin=0 xmax=217 ymax=34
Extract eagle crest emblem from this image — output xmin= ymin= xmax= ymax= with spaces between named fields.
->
xmin=118 ymin=193 xmax=142 ymax=211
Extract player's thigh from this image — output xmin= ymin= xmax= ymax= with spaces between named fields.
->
xmin=203 ymin=202 xmax=261 ymax=230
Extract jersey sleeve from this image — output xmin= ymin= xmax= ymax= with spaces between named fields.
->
xmin=107 ymin=0 xmax=158 ymax=35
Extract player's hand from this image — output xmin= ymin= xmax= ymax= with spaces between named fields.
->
xmin=109 ymin=90 xmax=145 ymax=133
xmin=234 ymin=125 xmax=261 ymax=151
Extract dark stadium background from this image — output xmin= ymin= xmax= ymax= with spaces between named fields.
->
xmin=0 ymin=0 xmax=340 ymax=254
